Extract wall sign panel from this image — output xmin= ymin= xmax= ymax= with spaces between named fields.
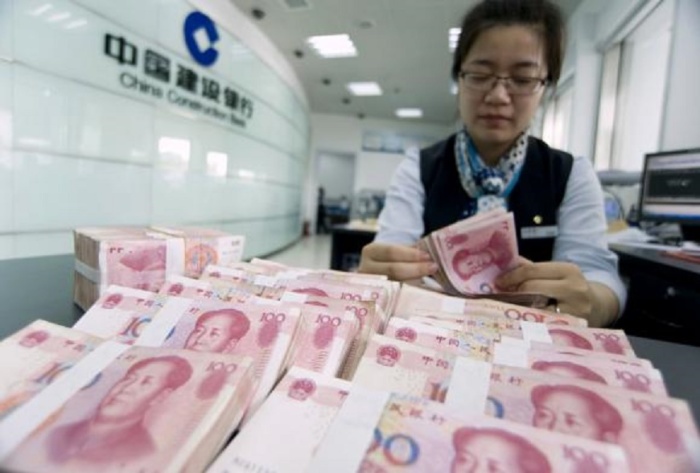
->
xmin=1 ymin=0 xmax=309 ymax=260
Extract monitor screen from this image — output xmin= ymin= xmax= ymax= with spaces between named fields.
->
xmin=639 ymin=148 xmax=700 ymax=224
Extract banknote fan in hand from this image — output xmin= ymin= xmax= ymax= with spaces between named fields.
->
xmin=419 ymin=208 xmax=549 ymax=307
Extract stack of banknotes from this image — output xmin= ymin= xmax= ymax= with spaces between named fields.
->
xmin=419 ymin=208 xmax=550 ymax=306
xmin=73 ymin=226 xmax=246 ymax=310
xmin=1 ymin=257 xmax=699 ymax=472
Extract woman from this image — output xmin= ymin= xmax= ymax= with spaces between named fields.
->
xmin=358 ymin=0 xmax=625 ymax=327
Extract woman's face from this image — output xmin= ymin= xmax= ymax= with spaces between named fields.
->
xmin=458 ymin=25 xmax=547 ymax=157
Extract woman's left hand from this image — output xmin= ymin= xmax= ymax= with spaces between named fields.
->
xmin=495 ymin=257 xmax=595 ymax=320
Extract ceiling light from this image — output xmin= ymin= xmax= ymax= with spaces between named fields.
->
xmin=306 ymin=34 xmax=357 ymax=58
xmin=449 ymin=27 xmax=461 ymax=52
xmin=396 ymin=108 xmax=423 ymax=119
xmin=347 ymin=82 xmax=382 ymax=96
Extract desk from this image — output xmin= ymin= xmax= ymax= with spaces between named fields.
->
xmin=0 ymin=254 xmax=699 ymax=424
xmin=330 ymin=222 xmax=377 ymax=272
xmin=610 ymin=243 xmax=700 ymax=346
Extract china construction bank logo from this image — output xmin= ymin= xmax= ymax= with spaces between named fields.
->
xmin=183 ymin=11 xmax=220 ymax=67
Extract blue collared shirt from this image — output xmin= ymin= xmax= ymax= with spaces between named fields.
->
xmin=375 ymin=147 xmax=627 ymax=316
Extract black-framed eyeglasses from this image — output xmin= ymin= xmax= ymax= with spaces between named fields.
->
xmin=459 ymin=71 xmax=548 ymax=96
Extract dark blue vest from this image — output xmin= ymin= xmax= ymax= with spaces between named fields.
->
xmin=420 ymin=134 xmax=574 ymax=263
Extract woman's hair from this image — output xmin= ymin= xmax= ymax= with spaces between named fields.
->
xmin=451 ymin=0 xmax=566 ymax=84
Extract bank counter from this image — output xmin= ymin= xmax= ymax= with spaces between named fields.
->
xmin=0 ymin=254 xmax=699 ymax=426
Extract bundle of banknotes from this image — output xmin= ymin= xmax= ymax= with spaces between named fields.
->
xmin=419 ymin=208 xmax=550 ymax=307
xmin=73 ymin=226 xmax=246 ymax=310
xmin=1 ymin=256 xmax=699 ymax=472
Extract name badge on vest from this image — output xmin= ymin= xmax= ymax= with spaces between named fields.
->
xmin=521 ymin=225 xmax=559 ymax=239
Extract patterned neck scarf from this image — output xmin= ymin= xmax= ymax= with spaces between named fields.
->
xmin=454 ymin=128 xmax=528 ymax=218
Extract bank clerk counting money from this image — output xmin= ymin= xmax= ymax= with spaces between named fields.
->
xmin=359 ymin=0 xmax=625 ymax=328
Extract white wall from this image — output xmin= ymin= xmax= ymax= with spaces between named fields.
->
xmin=661 ymin=0 xmax=700 ymax=151
xmin=0 ymin=0 xmax=310 ymax=260
xmin=304 ymin=113 xmax=452 ymax=228
xmin=317 ymin=152 xmax=355 ymax=200
xmin=354 ymin=152 xmax=406 ymax=194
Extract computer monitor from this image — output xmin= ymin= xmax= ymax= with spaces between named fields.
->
xmin=638 ymin=148 xmax=700 ymax=242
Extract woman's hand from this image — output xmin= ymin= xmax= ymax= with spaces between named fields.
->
xmin=358 ymin=242 xmax=438 ymax=281
xmin=495 ymin=257 xmax=619 ymax=327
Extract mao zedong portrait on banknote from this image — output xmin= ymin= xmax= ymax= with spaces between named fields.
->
xmin=450 ymin=427 xmax=551 ymax=473
xmin=46 ymin=355 xmax=193 ymax=463
xmin=450 ymin=230 xmax=513 ymax=288
xmin=531 ymin=361 xmax=607 ymax=385
xmin=530 ymin=384 xmax=623 ymax=443
xmin=184 ymin=309 xmax=251 ymax=353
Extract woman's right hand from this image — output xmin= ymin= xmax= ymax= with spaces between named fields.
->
xmin=358 ymin=242 xmax=439 ymax=281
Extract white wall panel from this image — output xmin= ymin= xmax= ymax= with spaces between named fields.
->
xmin=14 ymin=0 xmax=118 ymax=90
xmin=0 ymin=61 xmax=12 ymax=149
xmin=0 ymin=149 xmax=12 ymax=233
xmin=2 ymin=0 xmax=309 ymax=261
xmin=72 ymin=0 xmax=158 ymax=39
xmin=151 ymin=171 xmax=217 ymax=223
xmin=14 ymin=231 xmax=74 ymax=259
xmin=14 ymin=65 xmax=155 ymax=163
xmin=0 ymin=1 xmax=12 ymax=60
xmin=13 ymin=152 xmax=152 ymax=231
xmin=225 ymin=133 xmax=298 ymax=185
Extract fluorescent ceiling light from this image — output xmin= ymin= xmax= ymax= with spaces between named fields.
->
xmin=347 ymin=82 xmax=383 ymax=96
xmin=306 ymin=34 xmax=357 ymax=58
xmin=396 ymin=108 xmax=423 ymax=119
xmin=449 ymin=27 xmax=461 ymax=52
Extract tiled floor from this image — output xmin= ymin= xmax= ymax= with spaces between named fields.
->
xmin=264 ymin=234 xmax=332 ymax=269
